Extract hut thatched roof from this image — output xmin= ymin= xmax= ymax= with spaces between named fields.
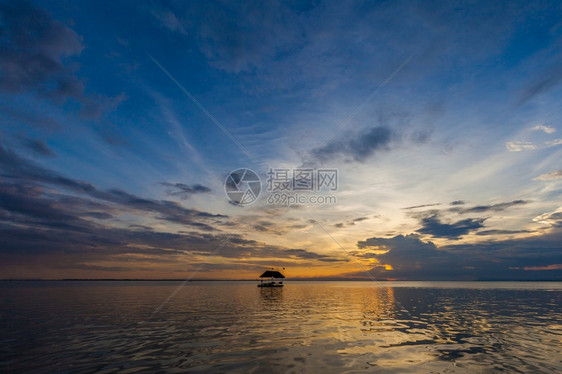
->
xmin=259 ymin=270 xmax=285 ymax=278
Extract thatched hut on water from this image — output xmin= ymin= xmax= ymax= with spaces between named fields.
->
xmin=257 ymin=269 xmax=285 ymax=287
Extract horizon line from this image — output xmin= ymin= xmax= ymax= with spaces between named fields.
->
xmin=1 ymin=278 xmax=560 ymax=282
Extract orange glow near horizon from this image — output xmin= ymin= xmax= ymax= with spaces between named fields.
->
xmin=0 ymin=257 xmax=382 ymax=280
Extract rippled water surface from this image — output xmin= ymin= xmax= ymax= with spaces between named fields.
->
xmin=1 ymin=281 xmax=561 ymax=373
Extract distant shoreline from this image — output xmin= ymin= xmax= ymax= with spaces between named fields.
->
xmin=1 ymin=279 xmax=561 ymax=282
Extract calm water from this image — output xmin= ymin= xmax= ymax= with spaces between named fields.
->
xmin=0 ymin=281 xmax=561 ymax=373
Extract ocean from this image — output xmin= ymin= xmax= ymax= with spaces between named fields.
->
xmin=1 ymin=281 xmax=560 ymax=373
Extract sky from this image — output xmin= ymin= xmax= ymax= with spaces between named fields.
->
xmin=0 ymin=0 xmax=561 ymax=280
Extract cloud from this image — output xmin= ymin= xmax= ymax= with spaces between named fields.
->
xmin=191 ymin=2 xmax=304 ymax=73
xmin=0 ymin=105 xmax=60 ymax=129
xmin=475 ymin=229 xmax=532 ymax=236
xmin=533 ymin=209 xmax=562 ymax=227
xmin=284 ymin=248 xmax=342 ymax=262
xmin=333 ymin=216 xmax=370 ymax=228
xmin=0 ymin=143 xmax=347 ymax=277
xmin=524 ymin=264 xmax=562 ymax=271
xmin=450 ymin=200 xmax=528 ymax=214
xmin=0 ymin=144 xmax=225 ymax=228
xmin=160 ymin=182 xmax=212 ymax=199
xmin=82 ymin=212 xmax=113 ymax=220
xmin=0 ymin=2 xmax=126 ymax=128
xmin=80 ymin=92 xmax=128 ymax=119
xmin=353 ymin=232 xmax=562 ymax=280
xmin=351 ymin=217 xmax=369 ymax=224
xmin=153 ymin=1 xmax=526 ymax=93
xmin=534 ymin=170 xmax=562 ymax=181
xmin=355 ymin=234 xmax=466 ymax=279
xmin=402 ymin=203 xmax=441 ymax=210
xmin=531 ymin=125 xmax=556 ymax=134
xmin=506 ymin=141 xmax=536 ymax=152
xmin=0 ymin=149 xmax=345 ymax=276
xmin=0 ymin=182 xmax=84 ymax=229
xmin=0 ymin=210 xmax=342 ymax=268
xmin=19 ymin=136 xmax=56 ymax=157
xmin=518 ymin=64 xmax=562 ymax=106
xmin=450 ymin=200 xmax=466 ymax=205
xmin=152 ymin=8 xmax=187 ymax=35
xmin=409 ymin=129 xmax=432 ymax=144
xmin=0 ymin=2 xmax=84 ymax=98
xmin=311 ymin=126 xmax=395 ymax=162
xmin=545 ymin=139 xmax=562 ymax=147
xmin=416 ymin=214 xmax=486 ymax=239
xmin=408 ymin=200 xmax=527 ymax=238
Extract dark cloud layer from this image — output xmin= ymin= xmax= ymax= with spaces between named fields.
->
xmin=0 ymin=1 xmax=126 ymax=135
xmin=0 ymin=144 xmax=223 ymax=227
xmin=417 ymin=214 xmax=486 ymax=239
xmin=0 ymin=212 xmax=343 ymax=274
xmin=0 ymin=144 xmax=342 ymax=276
xmin=311 ymin=126 xmax=395 ymax=162
xmin=154 ymin=1 xmax=534 ymax=88
xmin=160 ymin=182 xmax=211 ymax=199
xmin=0 ymin=2 xmax=83 ymax=98
xmin=406 ymin=200 xmax=531 ymax=239
xmin=450 ymin=200 xmax=528 ymax=214
xmin=195 ymin=2 xmax=304 ymax=73
xmin=19 ymin=136 xmax=56 ymax=157
xmin=355 ymin=233 xmax=562 ymax=280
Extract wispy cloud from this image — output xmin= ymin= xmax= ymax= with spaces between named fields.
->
xmin=403 ymin=203 xmax=441 ymax=210
xmin=449 ymin=200 xmax=528 ymax=214
xmin=534 ymin=170 xmax=562 ymax=181
xmin=152 ymin=8 xmax=186 ymax=35
xmin=531 ymin=125 xmax=556 ymax=134
xmin=18 ymin=136 xmax=56 ymax=157
xmin=160 ymin=182 xmax=211 ymax=200
xmin=524 ymin=264 xmax=562 ymax=271
xmin=518 ymin=64 xmax=562 ymax=106
xmin=476 ymin=229 xmax=532 ymax=236
xmin=545 ymin=139 xmax=562 ymax=147
xmin=147 ymin=54 xmax=253 ymax=160
xmin=506 ymin=141 xmax=536 ymax=152
xmin=533 ymin=209 xmax=562 ymax=227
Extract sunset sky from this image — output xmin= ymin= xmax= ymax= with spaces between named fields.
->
xmin=1 ymin=0 xmax=561 ymax=280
